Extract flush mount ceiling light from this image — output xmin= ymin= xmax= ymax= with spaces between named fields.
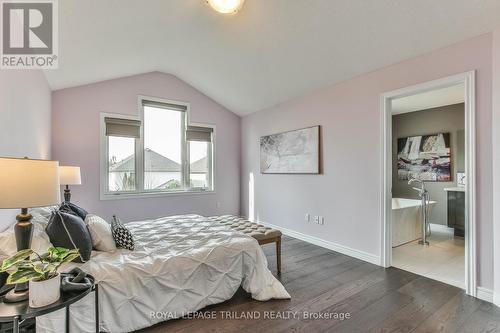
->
xmin=206 ymin=0 xmax=245 ymax=14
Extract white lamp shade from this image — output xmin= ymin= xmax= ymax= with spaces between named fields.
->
xmin=59 ymin=166 xmax=82 ymax=185
xmin=0 ymin=158 xmax=61 ymax=209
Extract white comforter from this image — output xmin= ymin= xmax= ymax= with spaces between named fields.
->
xmin=37 ymin=214 xmax=290 ymax=332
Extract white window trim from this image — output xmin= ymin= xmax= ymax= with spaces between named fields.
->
xmin=99 ymin=96 xmax=216 ymax=201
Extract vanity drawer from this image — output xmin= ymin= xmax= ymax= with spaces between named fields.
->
xmin=447 ymin=190 xmax=465 ymax=237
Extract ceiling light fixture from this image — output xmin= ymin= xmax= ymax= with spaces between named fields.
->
xmin=206 ymin=0 xmax=245 ymax=14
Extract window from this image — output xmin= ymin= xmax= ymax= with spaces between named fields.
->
xmin=143 ymin=103 xmax=184 ymax=191
xmin=101 ymin=98 xmax=214 ymax=198
xmin=104 ymin=117 xmax=141 ymax=192
xmin=187 ymin=128 xmax=213 ymax=189
xmin=108 ymin=136 xmax=136 ymax=191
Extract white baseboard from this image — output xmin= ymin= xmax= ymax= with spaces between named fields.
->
xmin=494 ymin=292 xmax=500 ymax=307
xmin=476 ymin=287 xmax=494 ymax=303
xmin=259 ymin=221 xmax=381 ymax=266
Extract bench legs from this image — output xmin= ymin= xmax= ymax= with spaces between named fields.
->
xmin=276 ymin=237 xmax=281 ymax=275
xmin=258 ymin=236 xmax=282 ymax=275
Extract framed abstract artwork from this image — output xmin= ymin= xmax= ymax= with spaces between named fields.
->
xmin=260 ymin=126 xmax=320 ymax=174
xmin=397 ymin=132 xmax=451 ymax=181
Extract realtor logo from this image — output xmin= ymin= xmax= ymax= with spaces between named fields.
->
xmin=1 ymin=0 xmax=58 ymax=69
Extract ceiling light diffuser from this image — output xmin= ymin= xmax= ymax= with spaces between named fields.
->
xmin=207 ymin=0 xmax=245 ymax=14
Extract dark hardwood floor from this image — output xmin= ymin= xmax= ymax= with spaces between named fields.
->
xmin=139 ymin=236 xmax=500 ymax=333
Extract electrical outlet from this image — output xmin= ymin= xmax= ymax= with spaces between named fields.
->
xmin=314 ymin=216 xmax=324 ymax=225
xmin=305 ymin=214 xmax=310 ymax=222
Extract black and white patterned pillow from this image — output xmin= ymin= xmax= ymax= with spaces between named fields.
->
xmin=111 ymin=215 xmax=134 ymax=250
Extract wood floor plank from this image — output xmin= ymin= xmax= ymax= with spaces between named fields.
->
xmin=279 ymin=268 xmax=417 ymax=333
xmin=457 ymin=302 xmax=500 ymax=333
xmin=138 ymin=236 xmax=498 ymax=333
xmin=167 ymin=260 xmax=364 ymax=333
xmin=367 ymin=277 xmax=461 ymax=333
xmin=277 ymin=254 xmax=358 ymax=284
xmin=412 ymin=293 xmax=482 ymax=333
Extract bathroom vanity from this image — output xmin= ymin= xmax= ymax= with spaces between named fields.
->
xmin=445 ymin=187 xmax=465 ymax=237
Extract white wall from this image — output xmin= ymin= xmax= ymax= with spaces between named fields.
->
xmin=0 ymin=70 xmax=52 ymax=231
xmin=241 ymin=33 xmax=494 ymax=290
xmin=492 ymin=27 xmax=500 ymax=306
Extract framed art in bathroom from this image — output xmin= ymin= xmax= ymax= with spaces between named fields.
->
xmin=397 ymin=132 xmax=451 ymax=181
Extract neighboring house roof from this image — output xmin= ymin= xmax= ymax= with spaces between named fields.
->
xmin=190 ymin=157 xmax=207 ymax=173
xmin=110 ymin=149 xmax=208 ymax=173
xmin=110 ymin=148 xmax=181 ymax=172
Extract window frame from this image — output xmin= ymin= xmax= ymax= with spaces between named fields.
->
xmin=99 ymin=96 xmax=216 ymax=201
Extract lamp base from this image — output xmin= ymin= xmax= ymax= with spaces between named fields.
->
xmin=14 ymin=209 xmax=33 ymax=251
xmin=64 ymin=185 xmax=71 ymax=203
xmin=3 ymin=209 xmax=34 ymax=303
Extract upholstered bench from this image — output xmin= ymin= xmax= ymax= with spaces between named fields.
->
xmin=209 ymin=215 xmax=282 ymax=274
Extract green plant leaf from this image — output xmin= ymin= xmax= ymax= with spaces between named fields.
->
xmin=66 ymin=249 xmax=79 ymax=255
xmin=3 ymin=247 xmax=79 ymax=283
xmin=51 ymin=247 xmax=69 ymax=256
xmin=32 ymin=262 xmax=52 ymax=274
xmin=47 ymin=247 xmax=77 ymax=262
xmin=6 ymin=267 xmax=43 ymax=284
xmin=0 ymin=249 xmax=33 ymax=272
xmin=61 ymin=253 xmax=79 ymax=264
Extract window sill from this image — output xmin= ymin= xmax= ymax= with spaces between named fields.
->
xmin=100 ymin=189 xmax=216 ymax=201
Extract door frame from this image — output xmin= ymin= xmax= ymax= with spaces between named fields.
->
xmin=380 ymin=71 xmax=476 ymax=296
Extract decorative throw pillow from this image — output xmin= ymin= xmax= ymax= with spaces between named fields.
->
xmin=111 ymin=215 xmax=134 ymax=250
xmin=59 ymin=202 xmax=88 ymax=220
xmin=46 ymin=211 xmax=93 ymax=262
xmin=84 ymin=214 xmax=116 ymax=252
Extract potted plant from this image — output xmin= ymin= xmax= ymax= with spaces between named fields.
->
xmin=0 ymin=247 xmax=80 ymax=308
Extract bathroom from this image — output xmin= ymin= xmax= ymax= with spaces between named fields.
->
xmin=390 ymin=85 xmax=466 ymax=289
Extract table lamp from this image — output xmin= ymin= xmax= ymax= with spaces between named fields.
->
xmin=59 ymin=166 xmax=81 ymax=203
xmin=0 ymin=157 xmax=60 ymax=302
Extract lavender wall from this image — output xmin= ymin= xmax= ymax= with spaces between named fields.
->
xmin=241 ymin=33 xmax=493 ymax=289
xmin=0 ymin=70 xmax=52 ymax=231
xmin=52 ymin=72 xmax=240 ymax=222
xmin=492 ymin=27 xmax=500 ymax=306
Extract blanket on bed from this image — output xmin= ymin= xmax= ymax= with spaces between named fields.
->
xmin=37 ymin=214 xmax=290 ymax=332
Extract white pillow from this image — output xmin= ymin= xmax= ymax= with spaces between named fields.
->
xmin=0 ymin=222 xmax=53 ymax=261
xmin=31 ymin=206 xmax=59 ymax=225
xmin=84 ymin=214 xmax=116 ymax=252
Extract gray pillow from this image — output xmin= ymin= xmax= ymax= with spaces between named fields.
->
xmin=46 ymin=211 xmax=92 ymax=262
xmin=59 ymin=202 xmax=88 ymax=220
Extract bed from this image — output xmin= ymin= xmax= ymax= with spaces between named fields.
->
xmin=35 ymin=214 xmax=290 ymax=332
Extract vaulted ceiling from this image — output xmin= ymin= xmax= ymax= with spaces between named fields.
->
xmin=45 ymin=0 xmax=500 ymax=115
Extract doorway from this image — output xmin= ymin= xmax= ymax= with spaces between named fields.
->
xmin=380 ymin=72 xmax=476 ymax=296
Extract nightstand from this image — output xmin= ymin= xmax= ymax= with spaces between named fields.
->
xmin=0 ymin=274 xmax=98 ymax=333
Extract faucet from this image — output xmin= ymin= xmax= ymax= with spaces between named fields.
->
xmin=408 ymin=178 xmax=426 ymax=196
xmin=408 ymin=177 xmax=430 ymax=245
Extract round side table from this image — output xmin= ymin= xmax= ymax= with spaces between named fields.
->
xmin=0 ymin=274 xmax=98 ymax=333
